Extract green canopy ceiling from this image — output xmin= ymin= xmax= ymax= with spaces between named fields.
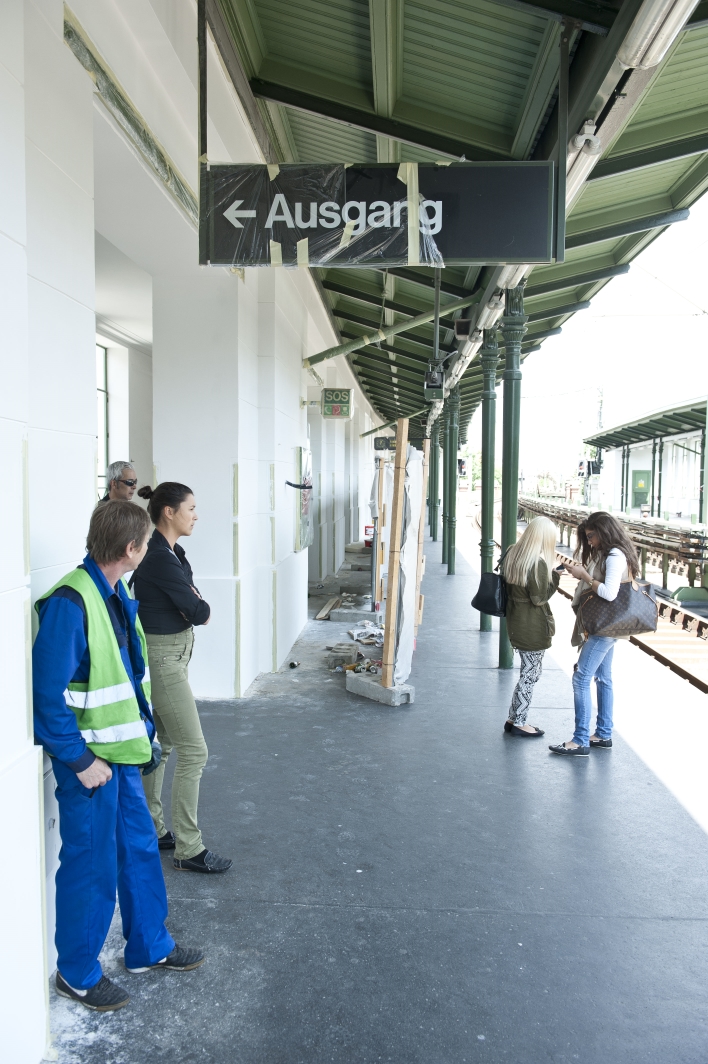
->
xmin=585 ymin=399 xmax=707 ymax=449
xmin=210 ymin=0 xmax=708 ymax=441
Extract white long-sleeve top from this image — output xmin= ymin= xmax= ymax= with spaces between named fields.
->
xmin=590 ymin=547 xmax=626 ymax=601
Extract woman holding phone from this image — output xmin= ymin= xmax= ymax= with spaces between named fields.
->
xmin=501 ymin=516 xmax=561 ymax=737
xmin=133 ymin=482 xmax=231 ymax=873
xmin=549 ymin=511 xmax=639 ymax=757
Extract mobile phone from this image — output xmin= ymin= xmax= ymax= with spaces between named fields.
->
xmin=555 ymin=564 xmax=566 ymax=571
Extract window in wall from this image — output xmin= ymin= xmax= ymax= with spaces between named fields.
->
xmin=96 ymin=344 xmax=108 ymax=499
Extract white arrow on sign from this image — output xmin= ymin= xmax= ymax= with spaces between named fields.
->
xmin=223 ymin=200 xmax=257 ymax=228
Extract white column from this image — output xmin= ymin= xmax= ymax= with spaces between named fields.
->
xmin=152 ymin=270 xmax=241 ymax=697
xmin=1 ymin=1 xmax=67 ymax=1058
xmin=128 ymin=346 xmax=154 ymax=488
xmin=23 ymin=0 xmax=97 ymax=1010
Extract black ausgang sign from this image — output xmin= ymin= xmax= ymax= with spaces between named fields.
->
xmin=201 ymin=162 xmax=554 ymax=268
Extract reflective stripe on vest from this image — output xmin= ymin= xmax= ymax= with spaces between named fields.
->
xmin=79 ymin=720 xmax=149 ymax=744
xmin=36 ymin=567 xmax=152 ymax=765
xmin=64 ymin=681 xmax=136 ymax=710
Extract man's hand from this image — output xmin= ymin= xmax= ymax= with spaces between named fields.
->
xmin=77 ymin=757 xmax=112 ymax=789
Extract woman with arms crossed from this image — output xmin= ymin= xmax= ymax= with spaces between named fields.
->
xmin=134 ymin=482 xmax=231 ymax=873
xmin=549 ymin=511 xmax=640 ymax=757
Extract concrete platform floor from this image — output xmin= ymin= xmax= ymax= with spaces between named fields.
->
xmin=50 ymin=538 xmax=708 ymax=1063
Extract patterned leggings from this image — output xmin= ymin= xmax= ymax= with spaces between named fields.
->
xmin=508 ymin=650 xmax=545 ymax=725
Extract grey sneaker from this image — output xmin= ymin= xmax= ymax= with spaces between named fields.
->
xmin=173 ymin=849 xmax=232 ymax=873
xmin=56 ymin=971 xmax=130 ymax=1011
xmin=126 ymin=945 xmax=205 ymax=974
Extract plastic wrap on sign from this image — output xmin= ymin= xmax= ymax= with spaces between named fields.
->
xmin=204 ymin=163 xmax=445 ymax=268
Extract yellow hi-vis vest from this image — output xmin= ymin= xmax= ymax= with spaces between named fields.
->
xmin=36 ymin=568 xmax=152 ymax=765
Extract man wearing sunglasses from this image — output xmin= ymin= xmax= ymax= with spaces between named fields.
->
xmin=103 ymin=461 xmax=138 ymax=502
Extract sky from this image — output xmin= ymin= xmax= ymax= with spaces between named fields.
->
xmin=466 ymin=189 xmax=708 ymax=482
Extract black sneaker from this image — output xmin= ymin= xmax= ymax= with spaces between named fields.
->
xmin=174 ymin=849 xmax=232 ymax=873
xmin=126 ymin=945 xmax=205 ymax=974
xmin=590 ymin=737 xmax=613 ymax=748
xmin=549 ymin=743 xmax=590 ymax=757
xmin=158 ymin=830 xmax=176 ymax=850
xmin=56 ymin=971 xmax=130 ymax=1011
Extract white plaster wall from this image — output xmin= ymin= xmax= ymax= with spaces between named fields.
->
xmin=105 ymin=342 xmax=131 ymax=464
xmin=129 ymin=347 xmax=154 ymax=488
xmin=79 ymin=0 xmax=378 ymax=696
xmin=26 ymin=0 xmax=96 ymax=607
xmin=1 ymin=0 xmax=380 ymax=1051
xmin=0 ymin=2 xmax=52 ymax=1060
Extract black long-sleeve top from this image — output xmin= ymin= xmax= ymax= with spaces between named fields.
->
xmin=133 ymin=529 xmax=211 ymax=634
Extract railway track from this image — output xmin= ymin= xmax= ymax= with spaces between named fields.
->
xmin=469 ymin=508 xmax=708 ymax=695
xmin=553 ymin=547 xmax=708 ymax=696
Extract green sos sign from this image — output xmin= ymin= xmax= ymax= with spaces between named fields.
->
xmin=321 ymin=389 xmax=352 ymax=419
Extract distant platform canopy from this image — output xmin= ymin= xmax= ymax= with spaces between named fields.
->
xmin=584 ymin=399 xmax=708 ymax=450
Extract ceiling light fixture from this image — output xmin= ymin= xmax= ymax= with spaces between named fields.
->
xmin=618 ymin=0 xmax=701 ymax=69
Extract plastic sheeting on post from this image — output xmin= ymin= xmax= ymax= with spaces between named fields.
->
xmin=394 ymin=446 xmax=424 ymax=685
xmin=204 ymin=164 xmax=444 ymax=268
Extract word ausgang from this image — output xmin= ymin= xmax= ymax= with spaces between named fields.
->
xmin=228 ymin=194 xmax=444 ymax=235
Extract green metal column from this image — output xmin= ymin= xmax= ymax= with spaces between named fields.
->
xmin=447 ymin=386 xmax=460 ymax=575
xmin=698 ymin=402 xmax=702 ymax=587
xmin=657 ymin=438 xmax=664 ymax=517
xmin=429 ymin=420 xmax=440 ymax=540
xmin=499 ymin=282 xmax=527 ymax=669
xmin=479 ymin=329 xmax=500 ymax=631
xmin=441 ymin=398 xmax=451 ymax=565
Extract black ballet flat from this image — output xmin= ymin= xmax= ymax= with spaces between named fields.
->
xmin=504 ymin=721 xmax=545 ymax=737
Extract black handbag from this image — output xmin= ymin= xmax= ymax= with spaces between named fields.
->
xmin=576 ymin=578 xmax=658 ymax=638
xmin=471 ymin=556 xmax=507 ymax=618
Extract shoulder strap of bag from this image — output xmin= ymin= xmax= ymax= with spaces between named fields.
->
xmin=494 ymin=549 xmax=509 ymax=574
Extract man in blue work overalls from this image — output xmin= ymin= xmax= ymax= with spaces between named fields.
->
xmin=33 ymin=501 xmax=205 ymax=1011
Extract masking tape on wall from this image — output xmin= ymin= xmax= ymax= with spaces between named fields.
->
xmin=297 ymin=238 xmax=309 ymax=267
xmin=396 ymin=162 xmax=420 ymax=265
xmin=267 ymin=164 xmax=280 ymax=180
xmin=270 ymin=240 xmax=282 ymax=266
xmin=338 ymin=220 xmax=356 ymax=249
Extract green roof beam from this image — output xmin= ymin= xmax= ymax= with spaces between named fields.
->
xmin=525 ymin=263 xmax=630 ymax=298
xmin=380 ymin=269 xmax=471 ymax=299
xmin=323 ymin=280 xmax=458 ymax=328
xmin=527 ymin=300 xmax=591 ymax=322
xmin=489 ymin=0 xmax=613 ymax=35
xmin=566 ymin=209 xmax=690 ymax=250
xmin=590 ymin=134 xmax=708 ymax=182
xmin=250 ymin=78 xmax=506 ymax=162
xmin=368 ymin=0 xmax=403 ymax=163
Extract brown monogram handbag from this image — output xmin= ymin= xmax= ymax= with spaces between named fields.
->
xmin=576 ymin=578 xmax=658 ymax=639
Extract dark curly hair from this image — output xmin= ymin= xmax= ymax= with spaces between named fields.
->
xmin=574 ymin=511 xmax=640 ymax=578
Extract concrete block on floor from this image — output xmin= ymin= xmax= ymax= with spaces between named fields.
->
xmin=330 ymin=607 xmax=383 ymax=623
xmin=345 ymin=670 xmax=414 ymax=705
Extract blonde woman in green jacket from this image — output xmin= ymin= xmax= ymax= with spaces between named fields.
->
xmin=501 ymin=516 xmax=560 ymax=738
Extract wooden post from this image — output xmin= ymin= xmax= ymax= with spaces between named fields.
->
xmin=382 ymin=418 xmax=409 ymax=688
xmin=414 ymin=438 xmax=431 ymax=637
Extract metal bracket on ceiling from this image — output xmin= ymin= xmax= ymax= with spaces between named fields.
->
xmin=554 ymin=19 xmax=570 ymax=263
xmin=198 ymin=0 xmax=208 ymax=264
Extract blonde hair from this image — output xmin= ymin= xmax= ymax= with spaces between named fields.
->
xmin=502 ymin=516 xmax=557 ymax=587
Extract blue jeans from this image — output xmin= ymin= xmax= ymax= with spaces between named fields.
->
xmin=53 ymin=760 xmax=175 ymax=989
xmin=572 ymin=635 xmax=617 ymax=747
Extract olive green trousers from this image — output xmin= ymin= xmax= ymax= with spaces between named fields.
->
xmin=141 ymin=629 xmax=207 ymax=860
